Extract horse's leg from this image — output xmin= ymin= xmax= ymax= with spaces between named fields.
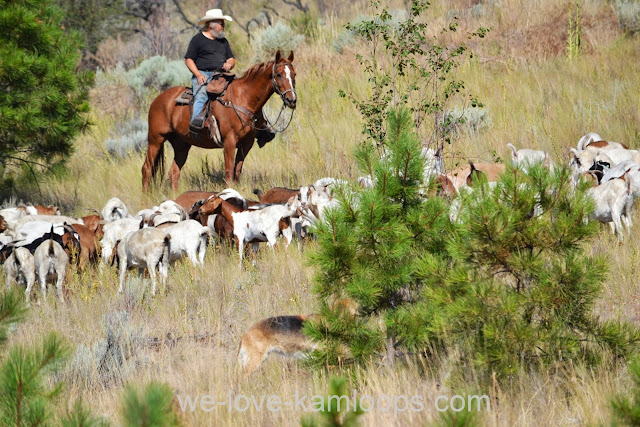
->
xmin=142 ymin=132 xmax=166 ymax=192
xmin=168 ymin=138 xmax=192 ymax=193
xmin=233 ymin=138 xmax=256 ymax=182
xmin=223 ymin=136 xmax=239 ymax=184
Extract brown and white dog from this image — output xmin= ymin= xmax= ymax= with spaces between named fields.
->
xmin=237 ymin=299 xmax=357 ymax=374
xmin=237 ymin=314 xmax=320 ymax=374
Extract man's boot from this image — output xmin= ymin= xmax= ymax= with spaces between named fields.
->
xmin=190 ymin=105 xmax=208 ymax=131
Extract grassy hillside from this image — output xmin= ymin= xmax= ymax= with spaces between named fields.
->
xmin=2 ymin=0 xmax=640 ymax=425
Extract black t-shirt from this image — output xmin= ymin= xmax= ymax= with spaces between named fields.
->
xmin=184 ymin=32 xmax=234 ymax=72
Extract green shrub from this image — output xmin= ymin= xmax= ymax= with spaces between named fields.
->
xmin=332 ymin=11 xmax=408 ymax=54
xmin=291 ymin=12 xmax=319 ymax=41
xmin=441 ymin=107 xmax=492 ymax=137
xmin=105 ymin=117 xmax=148 ymax=158
xmin=67 ymin=311 xmax=143 ymax=389
xmin=613 ymin=0 xmax=640 ymax=34
xmin=252 ymin=22 xmax=305 ymax=63
xmin=122 ymin=56 xmax=191 ymax=100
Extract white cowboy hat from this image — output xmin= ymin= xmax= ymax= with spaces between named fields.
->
xmin=198 ymin=9 xmax=233 ymax=26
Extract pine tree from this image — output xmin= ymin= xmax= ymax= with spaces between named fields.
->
xmin=0 ymin=322 xmax=70 ymax=426
xmin=305 ymin=107 xmax=640 ymax=378
xmin=304 ymin=108 xmax=452 ymax=368
xmin=612 ymin=358 xmax=640 ymax=425
xmin=0 ymin=0 xmax=92 ymax=181
xmin=61 ymin=400 xmax=109 ymax=427
xmin=301 ymin=376 xmax=363 ymax=427
xmin=0 ymin=290 xmax=105 ymax=426
xmin=120 ymin=382 xmax=181 ymax=427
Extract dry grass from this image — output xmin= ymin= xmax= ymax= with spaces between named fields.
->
xmin=2 ymin=0 xmax=640 ymax=425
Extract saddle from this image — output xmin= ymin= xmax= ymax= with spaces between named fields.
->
xmin=175 ymin=88 xmax=193 ymax=105
xmin=173 ymin=72 xmax=235 ymax=105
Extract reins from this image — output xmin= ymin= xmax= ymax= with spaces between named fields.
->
xmin=217 ymin=61 xmax=296 ymax=133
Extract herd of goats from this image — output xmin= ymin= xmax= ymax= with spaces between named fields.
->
xmin=0 ymin=131 xmax=638 ymax=372
xmin=1 ymin=132 xmax=638 ymax=304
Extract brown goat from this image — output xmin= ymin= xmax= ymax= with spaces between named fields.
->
xmin=253 ymin=187 xmax=299 ymax=204
xmin=0 ymin=214 xmax=7 ymax=233
xmin=450 ymin=162 xmax=505 ymax=190
xmin=466 ymin=160 xmax=488 ymax=187
xmin=175 ymin=191 xmax=217 ymax=211
xmin=70 ymin=223 xmax=99 ymax=269
xmin=34 ymin=205 xmax=60 ymax=215
xmin=432 ymin=174 xmax=458 ymax=198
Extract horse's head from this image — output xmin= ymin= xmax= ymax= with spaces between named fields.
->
xmin=272 ymin=51 xmax=297 ymax=109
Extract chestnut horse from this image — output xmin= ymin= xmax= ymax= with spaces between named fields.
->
xmin=142 ymin=51 xmax=297 ymax=192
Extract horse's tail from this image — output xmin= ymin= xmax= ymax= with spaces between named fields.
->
xmin=151 ymin=142 xmax=165 ymax=183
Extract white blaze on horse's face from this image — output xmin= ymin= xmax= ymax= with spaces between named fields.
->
xmin=284 ymin=66 xmax=296 ymax=102
xmin=274 ymin=62 xmax=297 ymax=109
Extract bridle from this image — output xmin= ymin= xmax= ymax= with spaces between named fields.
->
xmin=272 ymin=61 xmax=296 ymax=103
xmin=220 ymin=61 xmax=296 ymax=133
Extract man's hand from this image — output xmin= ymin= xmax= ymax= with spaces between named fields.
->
xmin=222 ymin=58 xmax=235 ymax=72
xmin=196 ymin=74 xmax=207 ymax=85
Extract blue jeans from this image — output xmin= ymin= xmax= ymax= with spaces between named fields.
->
xmin=191 ymin=71 xmax=214 ymax=122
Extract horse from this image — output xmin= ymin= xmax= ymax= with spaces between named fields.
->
xmin=142 ymin=50 xmax=297 ymax=192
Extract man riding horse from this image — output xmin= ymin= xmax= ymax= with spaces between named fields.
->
xmin=142 ymin=46 xmax=297 ymax=192
xmin=185 ymin=8 xmax=275 ymax=145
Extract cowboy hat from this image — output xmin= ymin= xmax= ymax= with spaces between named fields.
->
xmin=198 ymin=9 xmax=233 ymax=26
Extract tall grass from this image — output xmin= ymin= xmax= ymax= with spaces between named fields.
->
xmin=2 ymin=1 xmax=640 ymax=424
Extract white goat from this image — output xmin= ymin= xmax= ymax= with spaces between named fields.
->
xmin=117 ymin=228 xmax=171 ymax=296
xmin=592 ymin=148 xmax=640 ymax=166
xmin=421 ymin=147 xmax=446 ymax=182
xmin=100 ymin=218 xmax=141 ymax=267
xmin=162 ymin=220 xmax=212 ymax=266
xmin=11 ymin=214 xmax=82 ymax=231
xmin=13 ymin=221 xmax=71 ymax=245
xmin=506 ymin=143 xmax=553 ymax=172
xmin=569 ymin=148 xmax=613 ymax=186
xmin=34 ymin=238 xmax=68 ymax=302
xmin=101 ymin=197 xmax=131 ymax=222
xmin=201 ymin=196 xmax=300 ymax=265
xmin=577 ymin=132 xmax=604 ymax=151
xmin=577 ymin=132 xmax=627 ymax=151
xmin=4 ymin=247 xmax=36 ymax=302
xmin=0 ymin=206 xmax=29 ymax=223
xmin=304 ymin=186 xmax=340 ymax=222
xmin=355 ymin=147 xmax=444 ymax=190
xmin=601 ymin=161 xmax=640 ymax=199
xmin=587 ymin=175 xmax=634 ymax=241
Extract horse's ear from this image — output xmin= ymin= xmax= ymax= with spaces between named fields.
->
xmin=275 ymin=50 xmax=282 ymax=63
xmin=288 ymin=51 xmax=294 ymax=62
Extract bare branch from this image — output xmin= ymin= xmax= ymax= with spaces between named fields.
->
xmin=281 ymin=0 xmax=309 ymax=13
xmin=171 ymin=0 xmax=198 ymax=29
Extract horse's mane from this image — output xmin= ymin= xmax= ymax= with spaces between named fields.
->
xmin=237 ymin=60 xmax=275 ymax=81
